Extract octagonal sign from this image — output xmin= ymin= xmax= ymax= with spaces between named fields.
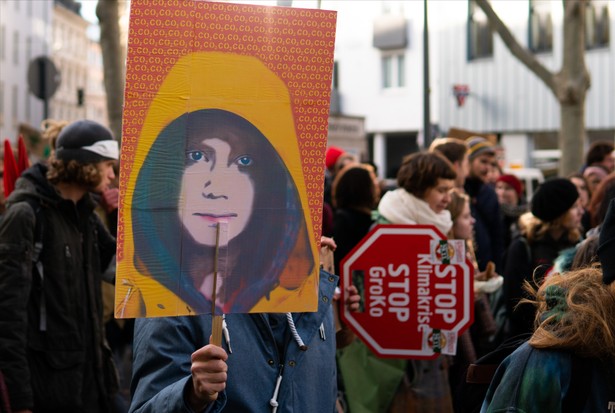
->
xmin=340 ymin=225 xmax=474 ymax=359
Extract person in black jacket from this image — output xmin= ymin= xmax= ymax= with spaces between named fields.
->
xmin=332 ymin=163 xmax=380 ymax=275
xmin=502 ymin=178 xmax=583 ymax=339
xmin=0 ymin=120 xmax=119 ymax=413
xmin=464 ymin=137 xmax=505 ymax=273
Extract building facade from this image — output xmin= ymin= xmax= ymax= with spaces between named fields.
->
xmin=0 ymin=0 xmax=53 ymax=143
xmin=50 ymin=0 xmax=90 ymax=124
xmin=322 ymin=0 xmax=429 ymax=178
xmin=436 ymin=0 xmax=614 ymax=171
xmin=324 ymin=0 xmax=613 ymax=176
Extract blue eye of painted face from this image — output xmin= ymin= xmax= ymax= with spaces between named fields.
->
xmin=186 ymin=151 xmax=207 ymax=162
xmin=235 ymin=156 xmax=253 ymax=167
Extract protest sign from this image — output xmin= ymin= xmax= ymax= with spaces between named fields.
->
xmin=115 ymin=0 xmax=336 ymax=318
xmin=340 ymin=225 xmax=474 ymax=359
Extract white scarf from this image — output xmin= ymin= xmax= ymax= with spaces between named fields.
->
xmin=378 ymin=188 xmax=453 ymax=235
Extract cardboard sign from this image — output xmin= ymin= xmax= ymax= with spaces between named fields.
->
xmin=340 ymin=225 xmax=474 ymax=359
xmin=115 ymin=0 xmax=337 ymax=318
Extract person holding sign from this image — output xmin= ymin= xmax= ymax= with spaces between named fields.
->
xmin=129 ymin=236 xmax=361 ymax=413
xmin=337 ymin=152 xmax=457 ymax=412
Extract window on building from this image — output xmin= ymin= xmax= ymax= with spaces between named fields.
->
xmin=468 ymin=0 xmax=493 ymax=60
xmin=586 ymin=0 xmax=610 ymax=49
xmin=12 ymin=31 xmax=18 ymax=64
xmin=381 ymin=52 xmax=405 ymax=89
xmin=529 ymin=0 xmax=553 ymax=53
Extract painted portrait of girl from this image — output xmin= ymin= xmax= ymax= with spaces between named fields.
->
xmin=116 ymin=52 xmax=319 ymax=317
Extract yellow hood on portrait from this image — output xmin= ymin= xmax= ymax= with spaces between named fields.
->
xmin=117 ymin=52 xmax=318 ymax=317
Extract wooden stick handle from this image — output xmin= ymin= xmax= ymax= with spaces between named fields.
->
xmin=211 ymin=315 xmax=224 ymax=347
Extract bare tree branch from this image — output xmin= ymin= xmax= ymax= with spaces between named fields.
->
xmin=474 ymin=0 xmax=557 ymax=95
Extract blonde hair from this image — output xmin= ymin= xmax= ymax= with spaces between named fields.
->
xmin=519 ymin=211 xmax=581 ymax=244
xmin=41 ymin=119 xmax=69 ymax=151
xmin=524 ymin=267 xmax=615 ymax=363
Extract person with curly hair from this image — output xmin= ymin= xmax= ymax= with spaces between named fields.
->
xmin=338 ymin=151 xmax=457 ymax=413
xmin=0 ymin=119 xmax=119 ymax=412
xmin=481 ymin=265 xmax=615 ymax=411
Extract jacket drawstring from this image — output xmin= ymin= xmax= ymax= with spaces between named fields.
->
xmin=286 ymin=313 xmax=308 ymax=351
xmin=222 ymin=314 xmax=232 ymax=353
xmin=269 ymin=371 xmax=283 ymax=413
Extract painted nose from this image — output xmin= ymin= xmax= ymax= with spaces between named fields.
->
xmin=202 ymin=180 xmax=228 ymax=200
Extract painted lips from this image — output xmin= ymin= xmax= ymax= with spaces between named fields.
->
xmin=193 ymin=213 xmax=238 ymax=223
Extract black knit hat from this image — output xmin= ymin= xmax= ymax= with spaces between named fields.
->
xmin=55 ymin=120 xmax=119 ymax=164
xmin=531 ymin=178 xmax=579 ymax=222
xmin=598 ymin=198 xmax=615 ymax=285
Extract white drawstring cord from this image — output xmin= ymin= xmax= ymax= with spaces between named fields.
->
xmin=222 ymin=315 xmax=232 ymax=353
xmin=269 ymin=373 xmax=283 ymax=413
xmin=286 ymin=313 xmax=308 ymax=351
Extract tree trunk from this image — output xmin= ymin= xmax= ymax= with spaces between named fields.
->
xmin=553 ymin=0 xmax=590 ymax=175
xmin=96 ymin=0 xmax=125 ymax=144
xmin=475 ymin=0 xmax=590 ymax=175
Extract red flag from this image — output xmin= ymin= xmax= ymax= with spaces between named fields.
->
xmin=3 ymin=140 xmax=18 ymax=198
xmin=17 ymin=135 xmax=29 ymax=174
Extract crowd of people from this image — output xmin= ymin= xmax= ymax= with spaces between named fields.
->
xmin=1 ymin=121 xmax=614 ymax=412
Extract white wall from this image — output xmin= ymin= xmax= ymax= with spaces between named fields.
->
xmin=323 ymin=0 xmax=427 ymax=134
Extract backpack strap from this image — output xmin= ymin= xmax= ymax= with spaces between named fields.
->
xmin=23 ymin=198 xmax=46 ymax=331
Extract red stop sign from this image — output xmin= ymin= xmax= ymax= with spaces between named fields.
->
xmin=340 ymin=224 xmax=474 ymax=359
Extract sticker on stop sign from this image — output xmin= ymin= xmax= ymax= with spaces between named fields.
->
xmin=340 ymin=224 xmax=474 ymax=359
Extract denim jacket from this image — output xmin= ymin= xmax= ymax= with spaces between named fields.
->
xmin=129 ymin=269 xmax=338 ymax=413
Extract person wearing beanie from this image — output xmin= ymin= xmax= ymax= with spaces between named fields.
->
xmin=463 ymin=137 xmax=505 ymax=274
xmin=325 ymin=145 xmax=345 ymax=172
xmin=501 ymin=177 xmax=583 ymax=339
xmin=583 ymin=164 xmax=608 ymax=197
xmin=323 ymin=145 xmax=356 ymax=219
xmin=0 ymin=119 xmax=119 ymax=412
xmin=496 ymin=174 xmax=529 ymax=254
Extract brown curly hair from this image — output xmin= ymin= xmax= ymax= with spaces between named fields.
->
xmin=46 ymin=154 xmax=104 ymax=188
xmin=396 ymin=152 xmax=456 ymax=198
xmin=524 ymin=267 xmax=615 ymax=363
